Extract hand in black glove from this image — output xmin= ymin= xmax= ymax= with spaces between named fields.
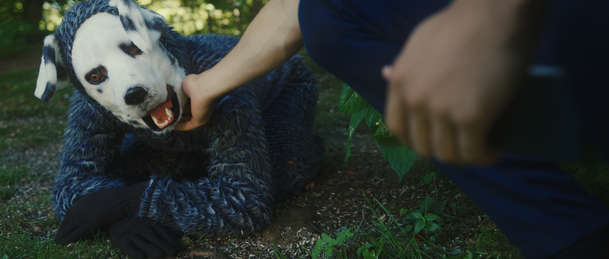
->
xmin=110 ymin=217 xmax=183 ymax=258
xmin=55 ymin=182 xmax=147 ymax=244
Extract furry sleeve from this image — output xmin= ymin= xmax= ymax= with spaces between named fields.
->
xmin=137 ymin=87 xmax=273 ymax=234
xmin=53 ymin=91 xmax=126 ymax=221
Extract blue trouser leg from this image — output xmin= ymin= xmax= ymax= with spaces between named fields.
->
xmin=299 ymin=0 xmax=609 ymax=258
xmin=436 ymin=158 xmax=609 ymax=258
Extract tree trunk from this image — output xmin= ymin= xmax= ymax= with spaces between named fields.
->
xmin=22 ymin=0 xmax=43 ymax=26
xmin=22 ymin=0 xmax=44 ymax=41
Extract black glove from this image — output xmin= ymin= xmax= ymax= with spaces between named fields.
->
xmin=55 ymin=182 xmax=147 ymax=244
xmin=110 ymin=217 xmax=182 ymax=258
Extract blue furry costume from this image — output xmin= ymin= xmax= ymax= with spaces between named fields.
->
xmin=42 ymin=0 xmax=322 ymax=236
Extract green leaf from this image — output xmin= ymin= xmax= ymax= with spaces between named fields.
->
xmin=421 ymin=172 xmax=436 ymax=185
xmin=373 ymin=135 xmax=417 ymax=182
xmin=335 ymin=228 xmax=354 ymax=244
xmin=428 ymin=223 xmax=441 ymax=232
xmin=338 ymin=84 xmax=354 ymax=107
xmin=410 ymin=212 xmax=423 ymax=219
xmin=399 ymin=208 xmax=409 ymax=217
xmin=425 ymin=213 xmax=440 ymax=222
xmin=338 ymin=85 xmax=368 ymax=114
xmin=414 ymin=221 xmax=425 ymax=234
xmin=312 ymin=234 xmax=334 ymax=259
xmin=338 ymin=84 xmax=417 ymax=179
xmin=420 ymin=197 xmax=434 ymax=213
xmin=344 ymin=108 xmax=367 ymax=161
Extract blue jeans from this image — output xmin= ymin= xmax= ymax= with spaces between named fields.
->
xmin=299 ymin=0 xmax=609 ymax=257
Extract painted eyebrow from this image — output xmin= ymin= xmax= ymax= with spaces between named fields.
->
xmin=119 ymin=41 xmax=143 ymax=57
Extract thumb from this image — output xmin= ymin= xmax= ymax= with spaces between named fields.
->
xmin=382 ymin=65 xmax=394 ymax=80
xmin=175 ymin=101 xmax=213 ymax=131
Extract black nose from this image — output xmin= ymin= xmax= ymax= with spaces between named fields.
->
xmin=124 ymin=86 xmax=148 ymax=105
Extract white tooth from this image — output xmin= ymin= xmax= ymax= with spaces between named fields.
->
xmin=165 ymin=107 xmax=174 ymax=120
xmin=152 ymin=116 xmax=169 ymax=128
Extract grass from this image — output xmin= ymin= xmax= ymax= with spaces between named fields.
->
xmin=0 ymin=192 xmax=121 ymax=258
xmin=0 ymin=69 xmax=71 ymax=153
xmin=0 ymin=69 xmax=71 ymax=120
xmin=0 ymin=165 xmax=28 ymax=201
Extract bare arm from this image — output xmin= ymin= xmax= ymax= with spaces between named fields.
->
xmin=384 ymin=0 xmax=548 ymax=164
xmin=177 ymin=0 xmax=301 ymax=130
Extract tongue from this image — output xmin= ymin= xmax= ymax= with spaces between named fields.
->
xmin=150 ymin=100 xmax=174 ymax=129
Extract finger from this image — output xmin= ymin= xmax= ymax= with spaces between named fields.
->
xmin=118 ymin=239 xmax=147 ymax=259
xmin=431 ymin=115 xmax=459 ymax=163
xmin=175 ymin=120 xmax=197 ymax=131
xmin=151 ymin=225 xmax=182 ymax=253
xmin=55 ymin=225 xmax=78 ymax=244
xmin=456 ymin=125 xmax=497 ymax=165
xmin=131 ymin=234 xmax=166 ymax=258
xmin=175 ymin=115 xmax=210 ymax=131
xmin=175 ymin=112 xmax=204 ymax=131
xmin=137 ymin=225 xmax=179 ymax=255
xmin=384 ymin=83 xmax=410 ymax=146
xmin=409 ymin=109 xmax=431 ymax=157
xmin=382 ymin=65 xmax=393 ymax=80
xmin=175 ymin=103 xmax=213 ymax=131
xmin=56 ymin=225 xmax=93 ymax=244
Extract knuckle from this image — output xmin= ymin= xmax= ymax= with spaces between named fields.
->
xmin=405 ymin=92 xmax=426 ymax=110
xmin=428 ymin=100 xmax=450 ymax=118
xmin=453 ymin=109 xmax=481 ymax=127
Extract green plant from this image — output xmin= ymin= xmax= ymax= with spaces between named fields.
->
xmin=311 ymin=195 xmax=460 ymax=259
xmin=311 ymin=228 xmax=354 ymax=259
xmin=337 ymin=84 xmax=417 ymax=181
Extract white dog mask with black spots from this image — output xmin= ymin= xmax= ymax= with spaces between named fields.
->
xmin=35 ymin=0 xmax=186 ymax=134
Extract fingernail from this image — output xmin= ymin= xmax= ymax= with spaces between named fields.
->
xmin=382 ymin=66 xmax=393 ymax=78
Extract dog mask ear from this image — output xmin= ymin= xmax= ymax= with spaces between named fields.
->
xmin=35 ymin=34 xmax=68 ymax=102
xmin=109 ymin=0 xmax=165 ymax=53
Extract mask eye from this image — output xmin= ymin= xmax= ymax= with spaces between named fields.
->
xmin=85 ymin=66 xmax=107 ymax=85
xmin=120 ymin=42 xmax=143 ymax=57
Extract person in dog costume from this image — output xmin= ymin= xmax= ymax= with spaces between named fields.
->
xmin=34 ymin=0 xmax=322 ymax=257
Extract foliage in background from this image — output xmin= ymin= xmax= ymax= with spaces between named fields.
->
xmin=1 ymin=0 xmax=266 ymax=57
xmin=39 ymin=0 xmax=267 ymax=36
xmin=338 ymin=84 xmax=417 ymax=181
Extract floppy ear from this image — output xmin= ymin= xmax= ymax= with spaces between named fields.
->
xmin=35 ymin=34 xmax=68 ymax=102
xmin=109 ymin=0 xmax=165 ymax=53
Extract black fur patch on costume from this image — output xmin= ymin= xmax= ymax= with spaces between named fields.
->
xmin=42 ymin=46 xmax=56 ymax=65
xmin=41 ymin=82 xmax=56 ymax=103
xmin=145 ymin=18 xmax=164 ymax=32
xmin=120 ymin=15 xmax=137 ymax=31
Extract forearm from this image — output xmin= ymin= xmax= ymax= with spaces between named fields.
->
xmin=203 ymin=0 xmax=302 ymax=99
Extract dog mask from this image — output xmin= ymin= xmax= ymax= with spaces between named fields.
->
xmin=35 ymin=0 xmax=187 ymax=133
